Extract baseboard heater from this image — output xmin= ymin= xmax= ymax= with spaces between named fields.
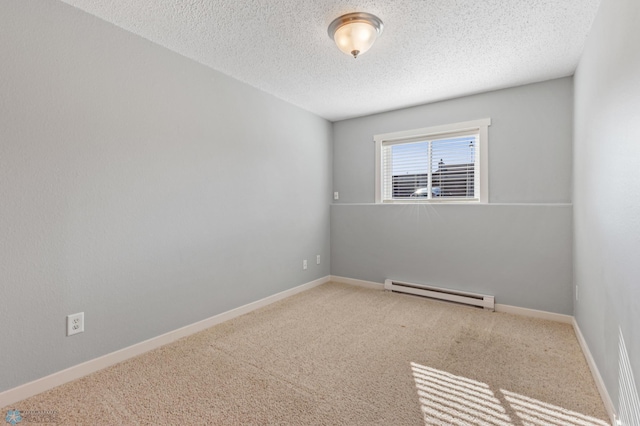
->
xmin=384 ymin=279 xmax=495 ymax=311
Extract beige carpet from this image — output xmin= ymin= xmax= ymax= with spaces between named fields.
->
xmin=3 ymin=282 xmax=609 ymax=425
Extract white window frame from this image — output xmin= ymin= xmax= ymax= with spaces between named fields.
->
xmin=374 ymin=118 xmax=491 ymax=204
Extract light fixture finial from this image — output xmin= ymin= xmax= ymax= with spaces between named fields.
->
xmin=328 ymin=12 xmax=383 ymax=59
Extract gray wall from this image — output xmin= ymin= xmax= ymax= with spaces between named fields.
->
xmin=0 ymin=0 xmax=331 ymax=393
xmin=573 ymin=0 xmax=640 ymax=421
xmin=332 ymin=79 xmax=574 ymax=313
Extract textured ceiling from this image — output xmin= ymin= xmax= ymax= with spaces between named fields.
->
xmin=59 ymin=0 xmax=601 ymax=121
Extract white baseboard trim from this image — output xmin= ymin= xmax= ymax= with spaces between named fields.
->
xmin=494 ymin=304 xmax=574 ymax=324
xmin=0 ymin=275 xmax=330 ymax=408
xmin=331 ymin=276 xmax=573 ymax=324
xmin=572 ymin=318 xmax=617 ymax=425
xmin=330 ymin=275 xmax=384 ymax=290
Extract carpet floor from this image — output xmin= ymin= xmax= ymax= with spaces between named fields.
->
xmin=3 ymin=282 xmax=610 ymax=425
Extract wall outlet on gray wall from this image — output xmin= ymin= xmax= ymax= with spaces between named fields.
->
xmin=67 ymin=312 xmax=84 ymax=336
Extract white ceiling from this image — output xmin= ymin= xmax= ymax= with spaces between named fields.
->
xmin=60 ymin=0 xmax=601 ymax=121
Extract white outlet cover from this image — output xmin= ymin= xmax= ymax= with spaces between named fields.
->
xmin=317 ymin=255 xmax=321 ymax=265
xmin=303 ymin=260 xmax=307 ymax=270
xmin=67 ymin=312 xmax=84 ymax=336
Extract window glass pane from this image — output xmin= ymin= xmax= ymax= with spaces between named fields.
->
xmin=430 ymin=135 xmax=476 ymax=198
xmin=390 ymin=141 xmax=428 ymax=198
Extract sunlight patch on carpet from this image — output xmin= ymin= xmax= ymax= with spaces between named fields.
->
xmin=502 ymin=389 xmax=608 ymax=426
xmin=411 ymin=362 xmax=609 ymax=426
xmin=411 ymin=362 xmax=512 ymax=426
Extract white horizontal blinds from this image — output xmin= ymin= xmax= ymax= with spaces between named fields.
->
xmin=381 ymin=144 xmax=394 ymax=200
xmin=430 ymin=134 xmax=477 ymax=199
xmin=381 ymin=131 xmax=479 ymax=201
xmin=383 ymin=140 xmax=429 ymax=200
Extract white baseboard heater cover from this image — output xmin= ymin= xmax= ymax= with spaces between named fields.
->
xmin=384 ymin=279 xmax=495 ymax=311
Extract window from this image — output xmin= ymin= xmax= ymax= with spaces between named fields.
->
xmin=374 ymin=119 xmax=490 ymax=203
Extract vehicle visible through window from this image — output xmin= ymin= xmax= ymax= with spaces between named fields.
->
xmin=410 ymin=187 xmax=441 ymax=198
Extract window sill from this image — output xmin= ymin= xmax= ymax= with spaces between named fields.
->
xmin=381 ymin=198 xmax=482 ymax=204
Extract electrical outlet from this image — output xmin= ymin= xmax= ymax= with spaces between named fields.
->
xmin=317 ymin=255 xmax=321 ymax=265
xmin=576 ymin=285 xmax=579 ymax=301
xmin=67 ymin=312 xmax=84 ymax=336
xmin=334 ymin=192 xmax=339 ymax=200
xmin=303 ymin=259 xmax=308 ymax=270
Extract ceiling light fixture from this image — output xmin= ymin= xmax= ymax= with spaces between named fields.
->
xmin=328 ymin=12 xmax=384 ymax=59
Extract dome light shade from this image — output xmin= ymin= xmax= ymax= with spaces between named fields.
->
xmin=328 ymin=12 xmax=383 ymax=58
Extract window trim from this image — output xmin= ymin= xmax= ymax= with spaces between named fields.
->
xmin=374 ymin=118 xmax=491 ymax=204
